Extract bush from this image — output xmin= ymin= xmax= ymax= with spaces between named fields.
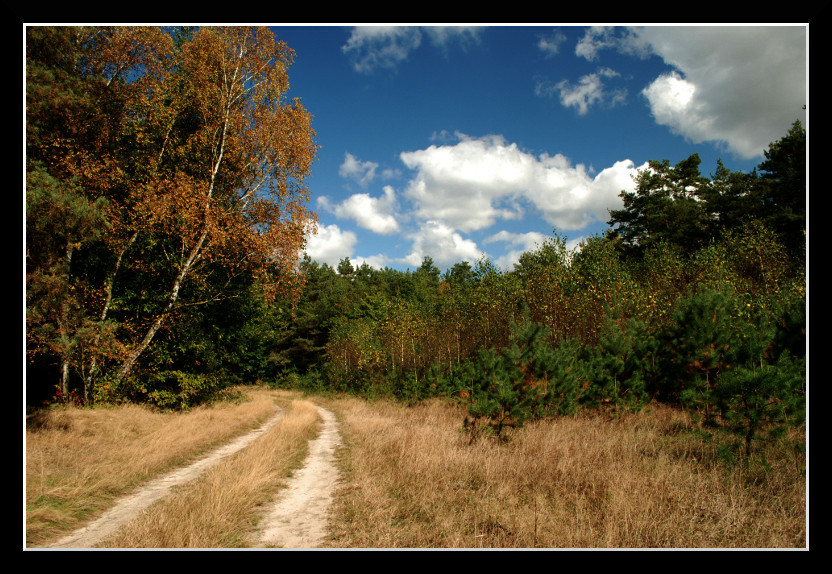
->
xmin=653 ymin=288 xmax=746 ymax=417
xmin=145 ymin=370 xmax=226 ymax=410
xmin=581 ymin=314 xmax=650 ymax=411
xmin=715 ymin=352 xmax=805 ymax=456
xmin=464 ymin=319 xmax=582 ymax=441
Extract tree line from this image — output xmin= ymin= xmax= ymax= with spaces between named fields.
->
xmin=274 ymin=122 xmax=805 ymax=452
xmin=26 ymin=26 xmax=806 ymax=454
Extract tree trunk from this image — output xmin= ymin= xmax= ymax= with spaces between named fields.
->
xmin=113 ymin=65 xmax=234 ymax=384
xmin=59 ymin=240 xmax=75 ymax=396
xmin=86 ymin=230 xmax=137 ymax=400
xmin=114 ymin=226 xmax=208 ymax=382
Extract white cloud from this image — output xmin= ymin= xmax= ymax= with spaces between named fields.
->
xmin=565 ymin=26 xmax=806 ymax=159
xmin=538 ymin=67 xmax=626 ymax=115
xmin=631 ymin=26 xmax=806 ymax=159
xmin=339 ymin=152 xmax=378 ymax=187
xmin=304 ymin=224 xmax=356 ymax=267
xmin=352 ymin=253 xmax=392 ymax=270
xmin=423 ymin=26 xmax=484 ymax=50
xmin=537 ymin=29 xmax=567 ymax=58
xmin=399 ymin=133 xmax=644 ymax=234
xmin=342 ymin=26 xmax=485 ymax=73
xmin=575 ymin=26 xmax=614 ymax=61
xmin=575 ymin=26 xmax=652 ymax=61
xmin=342 ymin=26 xmax=422 ymax=73
xmin=400 ymin=134 xmax=533 ymax=232
xmin=318 ymin=186 xmax=400 ymax=235
xmin=484 ymin=230 xmax=550 ymax=270
xmin=400 ymin=219 xmax=483 ymax=268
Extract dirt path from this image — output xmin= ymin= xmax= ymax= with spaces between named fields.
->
xmin=44 ymin=406 xmax=286 ymax=549
xmin=250 ymin=405 xmax=342 ymax=548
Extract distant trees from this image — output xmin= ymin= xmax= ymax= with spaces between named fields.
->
xmin=266 ymin=121 xmax=805 ymax=454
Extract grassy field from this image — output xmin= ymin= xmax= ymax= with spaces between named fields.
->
xmin=317 ymin=396 xmax=806 ymax=548
xmin=25 ymin=386 xmax=807 ymax=549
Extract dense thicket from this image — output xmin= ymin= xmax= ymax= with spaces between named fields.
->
xmin=25 ymin=27 xmax=806 ymax=452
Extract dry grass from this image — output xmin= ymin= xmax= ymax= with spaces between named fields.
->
xmin=97 ymin=397 xmax=320 ymax=548
xmin=25 ymin=388 xmax=806 ymax=549
xmin=25 ymin=387 xmax=302 ymax=547
xmin=318 ymin=396 xmax=806 ymax=549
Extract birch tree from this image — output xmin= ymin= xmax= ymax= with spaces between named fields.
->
xmin=113 ymin=26 xmax=317 ymax=383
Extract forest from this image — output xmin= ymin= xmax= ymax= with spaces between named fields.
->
xmin=26 ymin=26 xmax=807 ymax=456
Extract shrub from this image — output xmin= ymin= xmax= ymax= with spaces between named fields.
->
xmin=582 ymin=314 xmax=650 ymax=411
xmin=715 ymin=352 xmax=805 ymax=456
xmin=464 ymin=319 xmax=581 ymax=441
xmin=653 ymin=288 xmax=746 ymax=418
xmin=145 ymin=370 xmax=226 ymax=410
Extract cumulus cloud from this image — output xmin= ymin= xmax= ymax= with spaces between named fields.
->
xmin=310 ymin=134 xmax=647 ymax=271
xmin=400 ymin=220 xmax=483 ymax=268
xmin=352 ymin=253 xmax=393 ymax=270
xmin=630 ymin=26 xmax=806 ymax=159
xmin=318 ymin=186 xmax=400 ymax=235
xmin=400 ymin=135 xmax=528 ymax=232
xmin=399 ymin=133 xmax=644 ymax=234
xmin=339 ymin=152 xmax=378 ymax=187
xmin=484 ymin=230 xmax=550 ymax=270
xmin=559 ymin=26 xmax=805 ymax=159
xmin=304 ymin=224 xmax=356 ymax=267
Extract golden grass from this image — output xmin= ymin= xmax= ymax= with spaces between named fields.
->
xmin=97 ymin=398 xmax=320 ymax=548
xmin=318 ymin=396 xmax=806 ymax=549
xmin=25 ymin=388 xmax=806 ymax=549
xmin=25 ymin=387 xmax=291 ymax=547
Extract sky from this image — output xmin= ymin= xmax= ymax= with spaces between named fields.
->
xmin=268 ymin=24 xmax=807 ymax=273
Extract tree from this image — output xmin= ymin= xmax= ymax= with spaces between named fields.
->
xmin=25 ymin=167 xmax=111 ymax=400
xmin=757 ymin=120 xmax=806 ymax=257
xmin=337 ymin=257 xmax=355 ymax=278
xmin=26 ymin=26 xmax=174 ymax=402
xmin=607 ymin=154 xmax=712 ymax=258
xmin=26 ymin=26 xmax=318 ymax=401
xmin=111 ymin=27 xmax=318 ymax=383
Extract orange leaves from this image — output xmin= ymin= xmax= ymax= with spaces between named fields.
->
xmin=128 ymin=26 xmax=317 ymax=288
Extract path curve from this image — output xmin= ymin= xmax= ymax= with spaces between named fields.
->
xmin=44 ymin=406 xmax=285 ymax=549
xmin=252 ymin=405 xmax=342 ymax=548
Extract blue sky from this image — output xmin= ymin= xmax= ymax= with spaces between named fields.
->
xmin=269 ymin=25 xmax=807 ymax=272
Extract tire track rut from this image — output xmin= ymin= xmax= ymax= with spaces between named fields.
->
xmin=43 ymin=406 xmax=286 ymax=549
xmin=251 ymin=405 xmax=342 ymax=548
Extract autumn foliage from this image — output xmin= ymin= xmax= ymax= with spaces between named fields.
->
xmin=27 ymin=26 xmax=317 ymax=405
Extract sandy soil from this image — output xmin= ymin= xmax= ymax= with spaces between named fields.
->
xmin=43 ymin=405 xmax=288 ymax=549
xmin=250 ymin=405 xmax=342 ymax=548
xmin=39 ymin=401 xmax=343 ymax=549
